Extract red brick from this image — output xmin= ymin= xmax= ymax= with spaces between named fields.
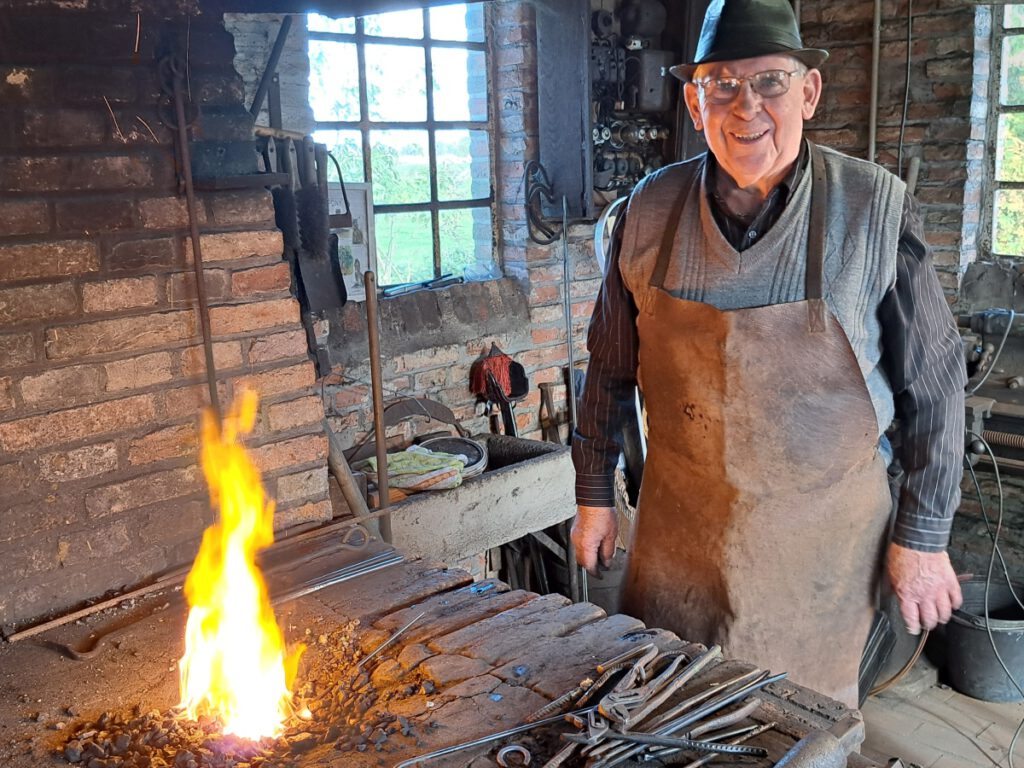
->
xmin=0 ymin=377 xmax=12 ymax=411
xmin=393 ymin=345 xmax=462 ymax=373
xmin=44 ymin=310 xmax=196 ymax=360
xmin=82 ymin=276 xmax=159 ymax=313
xmin=85 ymin=466 xmax=202 ymax=519
xmin=104 ymin=351 xmax=174 ymax=391
xmin=185 ymin=230 xmax=284 ymax=264
xmin=529 ymin=283 xmax=560 ymax=304
xmin=0 ymin=199 xmax=49 ymax=236
xmin=109 ymin=237 xmax=178 ymax=271
xmin=168 ymin=269 xmax=229 ymax=306
xmin=39 ymin=442 xmax=119 ymax=482
xmin=19 ymin=364 xmax=104 ymax=407
xmin=333 ymin=384 xmax=369 ymax=410
xmin=246 ymin=329 xmax=308 ymax=364
xmin=251 ymin=433 xmax=328 ymax=473
xmin=234 ymin=362 xmax=316 ymax=399
xmin=267 ymin=395 xmax=325 ymax=432
xmin=414 ymin=368 xmax=446 ymax=390
xmin=181 ymin=340 xmax=244 ymax=377
xmin=273 ymin=499 xmax=332 ymax=531
xmin=207 ymin=190 xmax=276 ymax=225
xmin=160 ymin=383 xmax=225 ymax=418
xmin=0 ymin=155 xmax=154 ymax=193
xmin=138 ymin=196 xmax=201 ymax=229
xmin=531 ymin=326 xmax=564 ymax=344
xmin=275 ymin=467 xmax=329 ymax=504
xmin=55 ymin=197 xmax=134 ymax=233
xmin=0 ymin=393 xmax=156 ymax=453
xmin=0 ymin=461 xmax=32 ymax=495
xmin=231 ymin=263 xmax=291 ymax=297
xmin=0 ymin=333 xmax=35 ymax=367
xmin=209 ymin=298 xmax=300 ymax=336
xmin=0 ymin=282 xmax=79 ymax=324
xmin=519 ymin=345 xmax=566 ymax=369
xmin=128 ymin=423 xmax=198 ymax=466
xmin=0 ymin=240 xmax=98 ymax=284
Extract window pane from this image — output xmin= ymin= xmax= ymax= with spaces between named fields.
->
xmin=994 ymin=189 xmax=1024 ymax=256
xmin=370 ymin=130 xmax=430 ymax=204
xmin=313 ymin=129 xmax=364 ymax=183
xmin=308 ymin=40 xmax=360 ymax=121
xmin=430 ymin=4 xmax=485 ymax=43
xmin=375 ymin=211 xmax=434 ymax=283
xmin=363 ymin=9 xmax=423 ymax=39
xmin=1001 ymin=35 xmax=1024 ymax=106
xmin=436 ymin=130 xmax=490 ymax=201
xmin=365 ymin=44 xmax=426 ymax=121
xmin=1007 ymin=6 xmax=1024 ymax=29
xmin=440 ymin=208 xmax=491 ymax=278
xmin=433 ymin=48 xmax=488 ymax=122
xmin=308 ymin=13 xmax=354 ymax=33
xmin=997 ymin=114 xmax=1024 ymax=182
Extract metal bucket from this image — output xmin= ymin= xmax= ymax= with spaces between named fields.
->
xmin=946 ymin=576 xmax=1024 ymax=702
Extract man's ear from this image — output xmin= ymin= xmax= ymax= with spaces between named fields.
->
xmin=801 ymin=69 xmax=823 ymax=120
xmin=683 ymin=82 xmax=703 ymax=131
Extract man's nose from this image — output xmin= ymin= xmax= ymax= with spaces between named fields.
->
xmin=732 ymin=81 xmax=763 ymax=117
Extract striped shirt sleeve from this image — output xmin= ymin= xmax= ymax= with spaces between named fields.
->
xmin=571 ymin=216 xmax=640 ymax=508
xmin=881 ymin=192 xmax=968 ymax=552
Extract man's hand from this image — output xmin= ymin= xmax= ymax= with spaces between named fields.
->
xmin=886 ymin=542 xmax=963 ymax=635
xmin=572 ymin=505 xmax=618 ymax=577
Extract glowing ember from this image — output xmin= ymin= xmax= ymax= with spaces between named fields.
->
xmin=178 ymin=391 xmax=302 ymax=740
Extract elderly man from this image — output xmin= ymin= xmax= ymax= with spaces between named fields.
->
xmin=571 ymin=0 xmax=966 ymax=707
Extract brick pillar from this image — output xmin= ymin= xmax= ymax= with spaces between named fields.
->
xmin=0 ymin=8 xmax=329 ymax=628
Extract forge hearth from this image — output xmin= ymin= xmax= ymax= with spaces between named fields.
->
xmin=0 ymin=558 xmax=867 ymax=768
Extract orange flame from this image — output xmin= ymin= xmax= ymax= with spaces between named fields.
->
xmin=178 ymin=390 xmax=302 ymax=740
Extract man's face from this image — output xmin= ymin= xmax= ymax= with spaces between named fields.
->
xmin=683 ymin=54 xmax=822 ymax=194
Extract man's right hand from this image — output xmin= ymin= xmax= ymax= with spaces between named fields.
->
xmin=572 ymin=505 xmax=618 ymax=576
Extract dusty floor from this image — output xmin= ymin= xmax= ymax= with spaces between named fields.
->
xmin=862 ymin=654 xmax=1024 ymax=767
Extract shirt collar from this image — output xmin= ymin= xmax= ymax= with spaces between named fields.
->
xmin=706 ymin=139 xmax=809 ymax=205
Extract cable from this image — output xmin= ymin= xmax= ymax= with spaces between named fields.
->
xmin=964 ymin=454 xmax=1024 ymax=613
xmin=966 ymin=431 xmax=1024 ymax=767
xmin=897 ymin=0 xmax=913 ymax=177
xmin=868 ymin=629 xmax=928 ymax=697
xmin=968 ymin=308 xmax=1016 ymax=394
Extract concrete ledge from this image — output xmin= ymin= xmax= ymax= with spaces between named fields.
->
xmin=389 ymin=435 xmax=574 ymax=564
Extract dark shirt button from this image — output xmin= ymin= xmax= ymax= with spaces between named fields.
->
xmin=748 ymin=229 xmax=757 ymax=239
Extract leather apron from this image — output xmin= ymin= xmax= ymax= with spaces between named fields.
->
xmin=621 ymin=146 xmax=891 ymax=708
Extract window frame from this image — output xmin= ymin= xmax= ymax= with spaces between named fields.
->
xmin=308 ymin=7 xmax=496 ymax=283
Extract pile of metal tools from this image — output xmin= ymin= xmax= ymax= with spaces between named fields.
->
xmin=398 ymin=642 xmax=786 ymax=767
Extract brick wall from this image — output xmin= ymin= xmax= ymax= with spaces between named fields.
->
xmin=0 ymin=9 xmax=329 ymax=627
xmin=800 ymin=0 xmax=976 ymax=295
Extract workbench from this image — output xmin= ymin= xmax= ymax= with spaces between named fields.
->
xmin=0 ymin=550 xmax=888 ymax=767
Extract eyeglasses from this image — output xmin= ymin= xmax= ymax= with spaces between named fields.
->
xmin=694 ymin=69 xmax=803 ymax=104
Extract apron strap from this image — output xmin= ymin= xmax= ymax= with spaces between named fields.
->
xmin=807 ymin=141 xmax=828 ymax=332
xmin=649 ymin=162 xmax=696 ymax=290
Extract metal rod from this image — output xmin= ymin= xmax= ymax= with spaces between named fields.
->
xmin=250 ymin=15 xmax=293 ymax=118
xmin=906 ymin=155 xmax=921 ymax=195
xmin=364 ymin=270 xmax=392 ymax=541
xmin=677 ymin=722 xmax=777 ymax=768
xmin=562 ymin=197 xmax=578 ymax=432
xmin=357 ymin=610 xmax=426 ymax=668
xmin=170 ymin=57 xmax=220 ymax=420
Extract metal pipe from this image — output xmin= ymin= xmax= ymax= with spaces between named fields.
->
xmin=906 ymin=155 xmax=921 ymax=195
xmin=168 ymin=57 xmax=221 ymax=420
xmin=364 ymin=270 xmax=392 ymax=541
xmin=868 ymin=0 xmax=881 ymax=162
xmin=250 ymin=15 xmax=293 ymax=118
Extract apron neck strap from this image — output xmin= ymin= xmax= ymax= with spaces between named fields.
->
xmin=649 ymin=142 xmax=829 ymax=332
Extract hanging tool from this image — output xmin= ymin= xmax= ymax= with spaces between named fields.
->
xmin=293 ymin=136 xmax=346 ymax=312
xmin=249 ymin=15 xmax=293 ymax=120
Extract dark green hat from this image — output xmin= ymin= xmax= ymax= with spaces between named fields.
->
xmin=670 ymin=0 xmax=828 ymax=82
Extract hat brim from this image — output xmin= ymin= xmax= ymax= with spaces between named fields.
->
xmin=669 ymin=48 xmax=829 ymax=82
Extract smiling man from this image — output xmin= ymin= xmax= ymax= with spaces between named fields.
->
xmin=571 ymin=0 xmax=967 ymax=708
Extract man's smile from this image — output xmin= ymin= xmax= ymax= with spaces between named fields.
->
xmin=729 ymin=128 xmax=769 ymax=143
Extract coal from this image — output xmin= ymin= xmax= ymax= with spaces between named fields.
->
xmin=57 ymin=619 xmax=434 ymax=768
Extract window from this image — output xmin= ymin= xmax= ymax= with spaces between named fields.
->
xmin=990 ymin=5 xmax=1024 ymax=257
xmin=307 ymin=5 xmax=495 ymax=285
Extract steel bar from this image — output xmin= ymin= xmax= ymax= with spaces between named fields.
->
xmin=674 ymin=722 xmax=777 ymax=768
xmin=357 ymin=610 xmax=426 ymax=669
xmin=270 ymin=550 xmax=403 ymax=605
xmin=393 ymin=705 xmax=599 ymax=767
xmin=564 ymin=730 xmax=766 ymax=757
xmin=167 ymin=55 xmax=220 ymax=419
xmin=250 ymin=15 xmax=293 ymax=117
xmin=620 ymin=646 xmax=722 ymax=729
